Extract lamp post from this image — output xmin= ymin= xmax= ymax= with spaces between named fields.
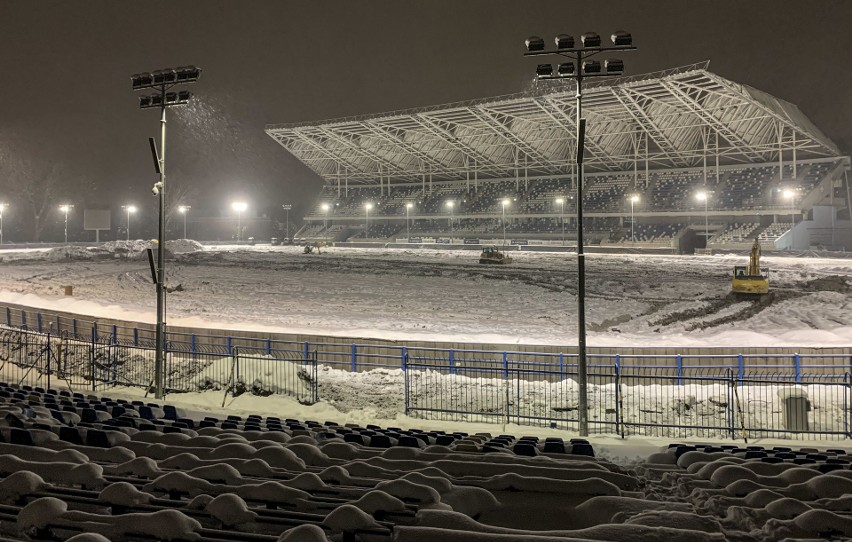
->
xmin=59 ymin=204 xmax=73 ymax=244
xmin=501 ymin=198 xmax=510 ymax=246
xmin=321 ymin=203 xmax=330 ymax=230
xmin=364 ymin=202 xmax=373 ymax=238
xmin=282 ymin=204 xmax=292 ymax=241
xmin=556 ymin=197 xmax=565 ymax=244
xmin=131 ymin=65 xmax=200 ymax=401
xmin=525 ymin=30 xmax=636 ymax=437
xmin=123 ymin=205 xmax=137 ymax=241
xmin=783 ymin=189 xmax=796 ymax=224
xmin=405 ymin=202 xmax=413 ymax=239
xmin=178 ymin=205 xmax=191 ymax=239
xmin=232 ymin=201 xmax=247 ymax=241
xmin=629 ymin=195 xmax=639 ymax=243
xmin=696 ymin=191 xmax=709 ymax=246
xmin=446 ymin=200 xmax=455 ymax=235
xmin=0 ymin=203 xmax=6 ymax=246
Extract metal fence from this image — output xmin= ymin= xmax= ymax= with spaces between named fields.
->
xmin=404 ymin=354 xmax=852 ymax=440
xmin=2 ymin=304 xmax=852 ymax=440
xmin=0 ymin=328 xmax=318 ymax=405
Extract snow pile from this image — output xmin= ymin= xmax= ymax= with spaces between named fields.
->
xmin=166 ymin=239 xmax=204 ymax=253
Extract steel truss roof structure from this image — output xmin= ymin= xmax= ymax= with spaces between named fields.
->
xmin=265 ymin=62 xmax=842 ymax=185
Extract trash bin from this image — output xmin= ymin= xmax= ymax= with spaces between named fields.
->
xmin=777 ymin=388 xmax=809 ymax=432
xmin=63 ymin=285 xmax=73 ymax=296
xmin=270 ymin=237 xmax=280 ymax=246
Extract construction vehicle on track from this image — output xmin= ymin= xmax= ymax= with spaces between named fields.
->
xmin=479 ymin=246 xmax=513 ymax=264
xmin=731 ymin=238 xmax=769 ymax=296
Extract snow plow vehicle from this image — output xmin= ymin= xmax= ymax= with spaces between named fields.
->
xmin=479 ymin=246 xmax=513 ymax=264
xmin=731 ymin=238 xmax=769 ymax=296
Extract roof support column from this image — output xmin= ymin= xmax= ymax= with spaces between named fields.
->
xmin=792 ymin=130 xmax=797 ymax=179
xmin=778 ymin=121 xmax=784 ymax=181
xmin=702 ymin=127 xmax=708 ymax=187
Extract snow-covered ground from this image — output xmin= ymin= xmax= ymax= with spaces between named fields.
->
xmin=0 ymin=241 xmax=851 ymax=348
xmin=2 ymin=243 xmax=851 ymax=541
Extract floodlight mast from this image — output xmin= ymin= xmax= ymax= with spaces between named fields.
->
xmin=525 ymin=31 xmax=636 ymax=437
xmin=131 ymin=66 xmax=200 ymax=400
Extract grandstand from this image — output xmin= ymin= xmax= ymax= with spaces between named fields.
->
xmin=267 ymin=63 xmax=850 ymax=252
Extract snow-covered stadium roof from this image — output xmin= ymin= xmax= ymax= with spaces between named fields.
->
xmin=265 ymin=62 xmax=842 ymax=185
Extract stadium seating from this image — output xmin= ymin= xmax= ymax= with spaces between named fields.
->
xmin=1 ymin=382 xmax=850 ymax=541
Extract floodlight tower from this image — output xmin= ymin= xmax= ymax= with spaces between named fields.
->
xmin=524 ymin=31 xmax=636 ymax=436
xmin=446 ymin=200 xmax=455 ymax=234
xmin=131 ymin=65 xmax=200 ymax=400
xmin=59 ymin=204 xmax=74 ymax=244
xmin=405 ymin=202 xmax=413 ymax=239
xmin=178 ymin=205 xmax=191 ymax=239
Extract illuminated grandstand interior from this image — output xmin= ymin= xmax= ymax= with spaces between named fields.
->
xmin=267 ymin=64 xmax=849 ymax=252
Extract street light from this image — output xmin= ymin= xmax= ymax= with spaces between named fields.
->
xmin=178 ymin=205 xmax=191 ymax=239
xmin=0 ymin=203 xmax=6 ymax=246
xmin=321 ymin=203 xmax=330 ymax=230
xmin=555 ymin=197 xmax=565 ymax=244
xmin=123 ymin=205 xmax=137 ymax=241
xmin=501 ymin=198 xmax=510 ymax=246
xmin=696 ymin=191 xmax=709 ymax=246
xmin=446 ymin=200 xmax=455 ymax=235
xmin=364 ymin=202 xmax=373 ymax=238
xmin=629 ymin=194 xmax=639 ymax=243
xmin=131 ymin=64 xmax=200 ymax=401
xmin=783 ymin=189 xmax=796 ymax=224
xmin=405 ymin=202 xmax=413 ymax=239
xmin=525 ymin=30 xmax=636 ymax=437
xmin=282 ymin=204 xmax=292 ymax=241
xmin=59 ymin=204 xmax=74 ymax=244
xmin=231 ymin=201 xmax=248 ymax=241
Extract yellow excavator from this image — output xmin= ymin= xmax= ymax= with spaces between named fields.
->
xmin=731 ymin=239 xmax=769 ymax=295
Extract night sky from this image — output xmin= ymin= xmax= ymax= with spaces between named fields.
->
xmin=1 ymin=0 xmax=850 ymax=239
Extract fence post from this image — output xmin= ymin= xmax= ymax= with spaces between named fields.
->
xmin=738 ymin=354 xmax=744 ymax=382
xmin=559 ymin=353 xmax=564 ymax=376
xmin=676 ymin=354 xmax=683 ymax=386
xmin=190 ymin=334 xmax=196 ymax=357
xmin=502 ymin=352 xmax=508 ymax=379
xmin=727 ymin=369 xmax=735 ymax=439
xmin=845 ymin=373 xmax=850 ymax=439
xmin=93 ymin=322 xmax=98 ymax=343
xmin=21 ymin=310 xmax=26 ymax=328
xmin=5 ymin=307 xmax=9 ymax=327
xmin=267 ymin=338 xmax=273 ymax=356
xmin=351 ymin=344 xmax=357 ymax=373
xmin=36 ymin=312 xmax=42 ymax=333
xmin=449 ymin=349 xmax=455 ymax=375
xmin=56 ymin=314 xmax=60 ymax=334
xmin=303 ymin=342 xmax=309 ymax=365
xmin=794 ymin=353 xmax=801 ymax=384
xmin=133 ymin=327 xmax=139 ymax=347
xmin=72 ymin=318 xmax=77 ymax=337
xmin=46 ymin=333 xmax=51 ymax=391
xmin=614 ymin=354 xmax=622 ymax=438
xmin=403 ymin=347 xmax=410 ymax=415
